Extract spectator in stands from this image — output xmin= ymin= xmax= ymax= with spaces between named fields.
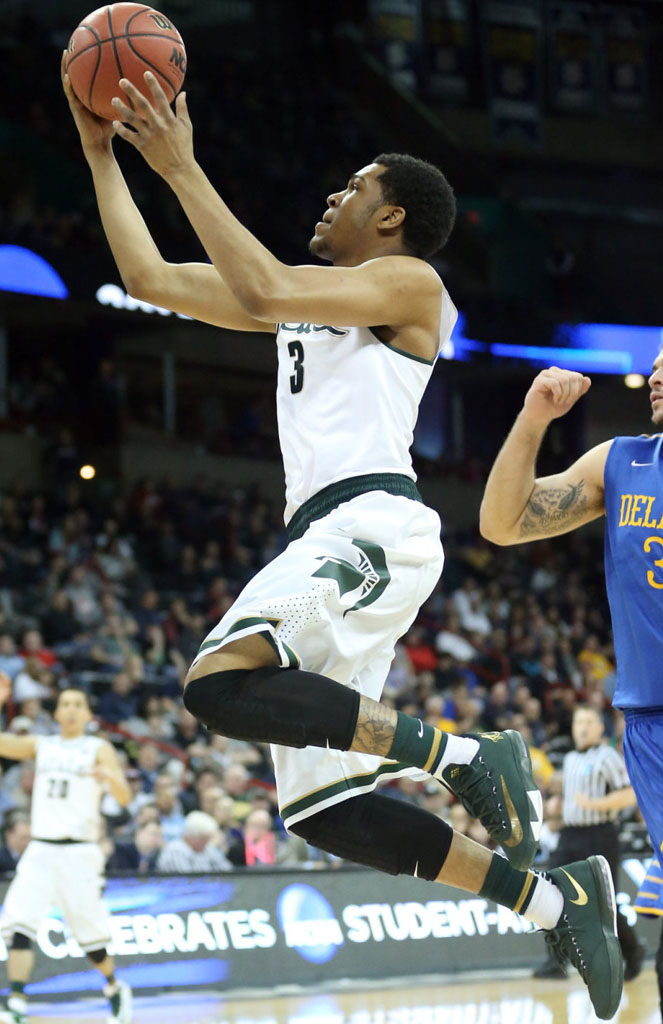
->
xmin=0 ymin=762 xmax=34 ymax=815
xmin=435 ymin=613 xmax=477 ymax=662
xmin=0 ymin=768 xmax=17 ymax=827
xmin=17 ymin=698 xmax=53 ymax=736
xmin=12 ymin=657 xmax=55 ymax=702
xmin=0 ymin=814 xmax=31 ymax=873
xmin=481 ymin=680 xmax=513 ymax=733
xmin=221 ymin=764 xmax=253 ymax=823
xmin=89 ymin=614 xmax=139 ymax=671
xmin=152 ymin=773 xmax=186 ymax=841
xmin=157 ymin=811 xmax=231 ymax=873
xmin=172 ymin=706 xmax=206 ymax=750
xmin=198 ymin=785 xmax=225 ymax=817
xmin=18 ymin=629 xmax=56 ymax=669
xmin=403 ymin=625 xmax=438 ymax=674
xmin=212 ymin=793 xmax=246 ymax=866
xmin=134 ymin=589 xmax=162 ymax=634
xmin=97 ymin=672 xmax=139 ymax=724
xmin=0 ymin=636 xmax=24 ymax=682
xmin=40 ymin=590 xmax=79 ymax=647
xmin=189 ymin=767 xmax=224 ymax=813
xmin=134 ymin=742 xmax=161 ymax=794
xmin=65 ymin=563 xmax=102 ymax=628
xmin=107 ymin=820 xmax=164 ymax=874
xmin=243 ymin=808 xmax=277 ymax=867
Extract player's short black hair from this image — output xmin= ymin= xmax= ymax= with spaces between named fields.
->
xmin=572 ymin=703 xmax=602 ymax=721
xmin=373 ymin=153 xmax=456 ymax=259
xmin=56 ymin=686 xmax=92 ymax=710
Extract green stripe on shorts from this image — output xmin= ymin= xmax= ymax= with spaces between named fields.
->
xmin=196 ymin=616 xmax=282 ymax=659
xmin=280 ymin=760 xmax=408 ymax=822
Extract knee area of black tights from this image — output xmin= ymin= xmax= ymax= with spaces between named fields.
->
xmin=10 ymin=933 xmax=32 ymax=950
xmin=87 ymin=948 xmax=108 ymax=964
xmin=183 ymin=670 xmax=248 ymax=726
xmin=290 ymin=794 xmax=453 ymax=881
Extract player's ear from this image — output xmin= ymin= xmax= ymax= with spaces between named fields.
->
xmin=378 ymin=206 xmax=405 ymax=233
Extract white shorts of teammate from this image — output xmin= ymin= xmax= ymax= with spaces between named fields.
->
xmin=0 ymin=841 xmax=111 ymax=952
xmin=191 ymin=490 xmax=444 ymax=831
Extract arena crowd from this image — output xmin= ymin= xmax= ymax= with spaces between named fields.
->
xmin=0 ymin=471 xmax=641 ymax=875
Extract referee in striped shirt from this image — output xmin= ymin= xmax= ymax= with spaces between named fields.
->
xmin=534 ymin=704 xmax=644 ymax=980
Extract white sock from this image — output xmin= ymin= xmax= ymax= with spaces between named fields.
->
xmin=104 ymin=980 xmax=119 ymax=996
xmin=523 ymin=875 xmax=564 ymax=930
xmin=432 ymin=733 xmax=480 ymax=779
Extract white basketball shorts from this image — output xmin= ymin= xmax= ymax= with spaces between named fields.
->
xmin=190 ymin=490 xmax=444 ymax=830
xmin=0 ymin=840 xmax=111 ymax=951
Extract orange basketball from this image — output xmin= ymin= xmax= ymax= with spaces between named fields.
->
xmin=65 ymin=3 xmax=186 ymax=121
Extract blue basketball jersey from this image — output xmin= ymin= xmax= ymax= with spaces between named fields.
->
xmin=604 ymin=434 xmax=663 ymax=709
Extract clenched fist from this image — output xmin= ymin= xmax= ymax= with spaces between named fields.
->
xmin=523 ymin=366 xmax=591 ymax=426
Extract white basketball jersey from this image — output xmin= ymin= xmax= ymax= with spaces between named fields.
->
xmin=276 ymin=286 xmax=457 ymax=524
xmin=32 ymin=734 xmax=105 ymax=842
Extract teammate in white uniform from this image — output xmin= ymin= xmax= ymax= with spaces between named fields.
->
xmin=0 ymin=677 xmax=132 ymax=1024
xmin=63 ymin=64 xmax=622 ymax=1019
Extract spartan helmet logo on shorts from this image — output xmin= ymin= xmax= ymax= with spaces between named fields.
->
xmin=311 ymin=539 xmax=391 ymax=615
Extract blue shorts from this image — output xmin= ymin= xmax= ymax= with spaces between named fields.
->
xmin=634 ymin=855 xmax=663 ymax=918
xmin=623 ymin=709 xmax=663 ymax=858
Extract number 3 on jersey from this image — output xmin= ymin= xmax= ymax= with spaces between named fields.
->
xmin=288 ymin=340 xmax=304 ymax=394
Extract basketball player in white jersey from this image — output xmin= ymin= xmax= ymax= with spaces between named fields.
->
xmin=63 ymin=65 xmax=622 ymax=1018
xmin=0 ymin=676 xmax=132 ymax=1024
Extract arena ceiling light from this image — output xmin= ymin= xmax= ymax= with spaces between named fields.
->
xmin=0 ymin=245 xmax=69 ymax=299
xmin=445 ymin=313 xmax=662 ymax=375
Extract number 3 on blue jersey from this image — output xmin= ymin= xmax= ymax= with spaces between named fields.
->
xmin=288 ymin=340 xmax=304 ymax=394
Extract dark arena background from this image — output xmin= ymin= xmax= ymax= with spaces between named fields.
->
xmin=1 ymin=0 xmax=663 ymax=1021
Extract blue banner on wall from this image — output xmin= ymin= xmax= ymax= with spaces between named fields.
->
xmin=481 ymin=0 xmax=544 ymax=147
xmin=547 ymin=2 xmax=598 ymax=113
xmin=368 ymin=0 xmax=422 ymax=92
xmin=421 ymin=0 xmax=472 ymax=102
xmin=601 ymin=5 xmax=648 ymax=112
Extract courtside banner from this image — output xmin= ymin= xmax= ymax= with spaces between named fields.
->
xmin=480 ymin=0 xmax=543 ymax=147
xmin=0 ymin=860 xmax=656 ymax=996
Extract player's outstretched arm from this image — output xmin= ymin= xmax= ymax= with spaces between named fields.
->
xmin=480 ymin=367 xmax=611 ymax=545
xmin=0 ymin=672 xmax=38 ymax=761
xmin=62 ymin=57 xmax=273 ymax=333
xmin=92 ymin=740 xmax=132 ymax=807
xmin=110 ymin=77 xmax=442 ymax=336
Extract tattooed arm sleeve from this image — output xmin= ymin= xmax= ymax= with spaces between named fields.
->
xmin=519 ymin=479 xmax=592 ymax=539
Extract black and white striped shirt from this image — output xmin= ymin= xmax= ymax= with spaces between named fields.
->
xmin=562 ymin=744 xmax=630 ymax=826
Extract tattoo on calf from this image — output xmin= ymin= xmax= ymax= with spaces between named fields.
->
xmin=519 ymin=479 xmax=588 ymax=537
xmin=352 ymin=696 xmax=396 ymax=756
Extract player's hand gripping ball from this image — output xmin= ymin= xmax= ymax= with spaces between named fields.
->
xmin=64 ymin=3 xmax=186 ymax=121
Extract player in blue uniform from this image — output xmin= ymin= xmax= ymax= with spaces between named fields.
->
xmin=480 ymin=350 xmax=663 ymax=992
xmin=635 ymin=855 xmax=663 ymax=1015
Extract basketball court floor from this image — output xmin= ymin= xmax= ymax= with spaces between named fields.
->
xmin=21 ymin=968 xmax=661 ymax=1023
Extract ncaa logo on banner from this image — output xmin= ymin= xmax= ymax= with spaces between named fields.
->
xmin=276 ymin=884 xmax=344 ymax=963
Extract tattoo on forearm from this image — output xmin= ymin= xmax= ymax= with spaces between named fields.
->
xmin=352 ymin=696 xmax=396 ymax=756
xmin=519 ymin=479 xmax=588 ymax=537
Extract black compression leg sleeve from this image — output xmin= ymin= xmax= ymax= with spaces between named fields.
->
xmin=183 ymin=667 xmax=360 ymax=750
xmin=10 ymin=933 xmax=31 ymax=950
xmin=289 ymin=791 xmax=454 ymax=880
xmin=87 ymin=948 xmax=108 ymax=964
